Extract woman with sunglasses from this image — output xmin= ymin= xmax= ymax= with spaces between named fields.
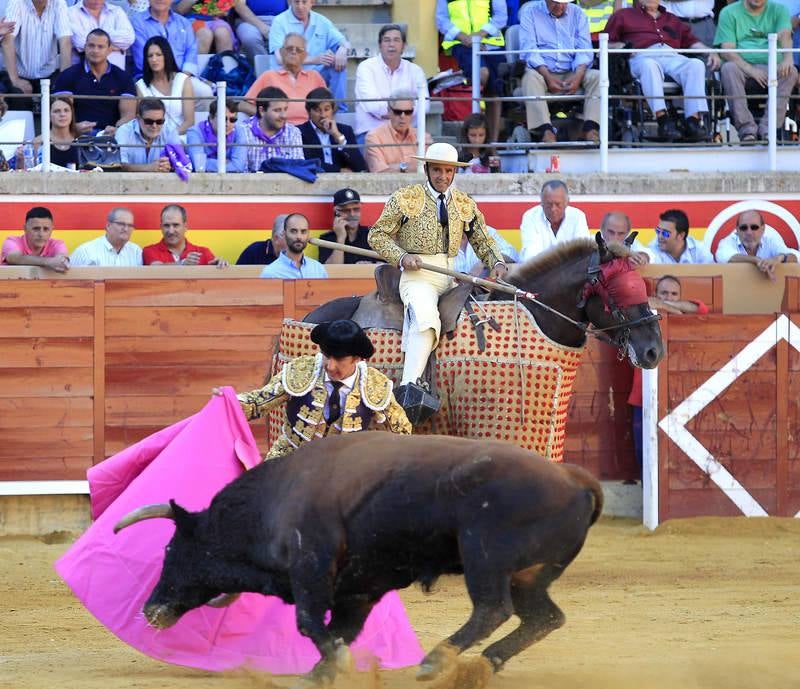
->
xmin=186 ymin=97 xmax=247 ymax=172
xmin=136 ymin=36 xmax=195 ymax=136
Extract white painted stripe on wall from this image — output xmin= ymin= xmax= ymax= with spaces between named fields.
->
xmin=0 ymin=481 xmax=89 ymax=496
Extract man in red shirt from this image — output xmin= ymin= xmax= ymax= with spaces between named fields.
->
xmin=143 ymin=204 xmax=229 ymax=266
xmin=605 ymin=0 xmax=720 ymax=142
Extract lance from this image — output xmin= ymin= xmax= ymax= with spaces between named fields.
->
xmin=309 ymin=237 xmax=539 ymax=301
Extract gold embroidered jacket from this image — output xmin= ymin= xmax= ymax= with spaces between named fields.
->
xmin=368 ymin=184 xmax=504 ymax=267
xmin=237 ymin=354 xmax=412 ymax=460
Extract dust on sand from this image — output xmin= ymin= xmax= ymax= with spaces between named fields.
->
xmin=2 ymin=516 xmax=798 ymax=689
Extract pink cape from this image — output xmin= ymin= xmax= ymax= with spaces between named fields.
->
xmin=54 ymin=388 xmax=424 ymax=674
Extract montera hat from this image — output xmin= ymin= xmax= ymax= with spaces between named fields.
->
xmin=310 ymin=319 xmax=376 ymax=359
xmin=333 ymin=188 xmax=361 ymax=206
xmin=412 ymin=142 xmax=470 ymax=167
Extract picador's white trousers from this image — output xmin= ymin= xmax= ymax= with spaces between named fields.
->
xmin=398 ymin=254 xmax=455 ymax=385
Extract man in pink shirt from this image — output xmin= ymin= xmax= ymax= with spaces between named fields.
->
xmin=365 ymin=91 xmax=431 ymax=173
xmin=239 ymin=32 xmax=325 ymax=123
xmin=1 ymin=206 xmax=70 ymax=272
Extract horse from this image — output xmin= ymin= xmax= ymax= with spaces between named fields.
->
xmin=277 ymin=235 xmax=664 ymax=460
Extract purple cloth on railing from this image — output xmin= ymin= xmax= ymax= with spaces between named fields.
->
xmin=162 ymin=143 xmax=192 ymax=181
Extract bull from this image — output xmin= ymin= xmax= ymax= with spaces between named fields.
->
xmin=115 ymin=432 xmax=603 ymax=685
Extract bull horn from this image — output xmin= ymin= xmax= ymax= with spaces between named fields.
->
xmin=114 ymin=503 xmax=175 ymax=533
xmin=207 ymin=593 xmax=241 ymax=608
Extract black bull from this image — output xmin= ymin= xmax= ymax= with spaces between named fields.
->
xmin=116 ymin=432 xmax=603 ymax=684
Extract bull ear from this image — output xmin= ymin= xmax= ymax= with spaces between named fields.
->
xmin=170 ymin=499 xmax=198 ymax=538
xmin=624 ymin=230 xmax=639 ymax=248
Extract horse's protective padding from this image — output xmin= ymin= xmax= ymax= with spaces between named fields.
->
xmin=270 ymin=302 xmax=585 ymax=461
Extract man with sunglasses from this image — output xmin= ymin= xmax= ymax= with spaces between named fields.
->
xmin=116 ymin=97 xmax=182 ymax=172
xmin=364 ymin=90 xmax=429 ymax=173
xmin=318 ymin=188 xmax=379 ymax=265
xmin=186 ymin=97 xmax=247 ymax=173
xmin=647 ymin=208 xmax=714 ymax=264
xmin=715 ymin=209 xmax=798 ymax=280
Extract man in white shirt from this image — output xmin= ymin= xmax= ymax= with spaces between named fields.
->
xmin=647 ymin=208 xmax=714 ymax=264
xmin=714 ymin=209 xmax=798 ymax=280
xmin=599 ymin=210 xmax=654 ymax=265
xmin=454 ymin=225 xmax=518 ymax=274
xmin=354 ymin=24 xmax=428 ymax=144
xmin=661 ymin=0 xmax=716 ymax=47
xmin=70 ymin=207 xmax=143 ymax=266
xmin=519 ymin=180 xmax=589 ymax=262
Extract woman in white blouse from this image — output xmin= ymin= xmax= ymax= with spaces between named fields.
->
xmin=135 ymin=35 xmax=195 ymax=136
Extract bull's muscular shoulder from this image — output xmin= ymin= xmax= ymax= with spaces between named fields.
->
xmin=361 ymin=366 xmax=394 ymax=411
xmin=394 ymin=184 xmax=426 ymax=219
xmin=281 ymin=354 xmax=324 ymax=397
xmin=450 ymin=187 xmax=479 ymax=223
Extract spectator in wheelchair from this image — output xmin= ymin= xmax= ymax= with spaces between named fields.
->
xmin=520 ymin=0 xmax=601 ymax=144
xmin=605 ymin=0 xmax=720 ymax=142
xmin=715 ymin=0 xmax=797 ymax=143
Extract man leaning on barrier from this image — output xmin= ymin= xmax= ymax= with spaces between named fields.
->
xmin=520 ymin=0 xmax=602 ymax=144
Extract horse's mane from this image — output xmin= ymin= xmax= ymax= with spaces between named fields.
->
xmin=509 ymin=238 xmax=632 ymax=284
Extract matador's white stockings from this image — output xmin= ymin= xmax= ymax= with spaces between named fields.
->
xmin=401 ymin=328 xmax=436 ymax=385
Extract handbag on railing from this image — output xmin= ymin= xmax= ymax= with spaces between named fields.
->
xmin=76 ymin=134 xmax=122 ymax=170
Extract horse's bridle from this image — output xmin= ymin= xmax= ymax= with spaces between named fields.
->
xmin=503 ymin=251 xmax=661 ymax=360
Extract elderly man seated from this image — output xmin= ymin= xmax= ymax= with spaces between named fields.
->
xmin=364 ymin=90 xmax=430 ymax=173
xmin=714 ymin=209 xmax=798 ymax=279
xmin=605 ymin=0 xmax=720 ymax=142
xmin=520 ymin=0 xmax=601 ymax=143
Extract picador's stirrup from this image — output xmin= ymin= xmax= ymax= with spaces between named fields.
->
xmin=394 ymin=381 xmax=441 ymax=426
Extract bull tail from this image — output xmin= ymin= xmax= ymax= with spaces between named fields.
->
xmin=563 ymin=464 xmax=604 ymax=525
xmin=587 ymin=480 xmax=604 ymax=526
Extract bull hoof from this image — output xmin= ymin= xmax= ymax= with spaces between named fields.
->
xmin=416 ymin=643 xmax=458 ymax=682
xmin=298 ymin=639 xmax=352 ymax=687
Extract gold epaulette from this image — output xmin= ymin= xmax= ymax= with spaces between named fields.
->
xmin=360 ymin=364 xmax=394 ymax=411
xmin=394 ymin=184 xmax=427 ymax=219
xmin=281 ymin=354 xmax=324 ymax=397
xmin=450 ymin=187 xmax=478 ymax=223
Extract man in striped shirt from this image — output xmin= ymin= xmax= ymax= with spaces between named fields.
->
xmin=1 ymin=0 xmax=72 ymax=96
xmin=242 ymin=85 xmax=303 ymax=172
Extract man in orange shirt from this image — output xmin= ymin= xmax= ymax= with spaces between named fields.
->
xmin=364 ymin=90 xmax=431 ymax=173
xmin=239 ymin=32 xmax=324 ymax=124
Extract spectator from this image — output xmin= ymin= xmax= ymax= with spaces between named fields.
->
xmin=54 ymin=28 xmax=136 ymax=135
xmin=520 ymin=0 xmax=601 ymax=144
xmin=605 ymin=0 xmax=720 ymax=142
xmin=70 ymin=207 xmax=142 ymax=265
xmin=317 ymin=188 xmax=378 ymax=264
xmin=771 ymin=0 xmax=800 ymax=68
xmin=2 ymin=0 xmax=71 ymax=96
xmin=143 ymin=203 xmax=229 ymax=266
xmin=298 ymin=86 xmax=366 ymax=172
xmin=354 ymin=23 xmax=428 ymax=144
xmin=457 ymin=112 xmax=497 ymax=173
xmin=186 ymin=97 xmax=247 ymax=172
xmin=11 ymin=94 xmax=80 ymax=169
xmin=364 ymin=91 xmax=427 ymax=173
xmin=519 ymin=180 xmax=589 ymax=262
xmin=242 ymin=85 xmax=303 ymax=172
xmin=173 ymin=0 xmax=236 ymax=55
xmin=662 ymin=0 xmax=716 ymax=47
xmin=714 ymin=209 xmax=798 ymax=279
xmin=579 ymin=0 xmax=623 ymax=37
xmin=716 ymin=0 xmax=797 ymax=143
xmin=130 ymin=0 xmax=198 ymax=79
xmin=115 ymin=97 xmax=182 ymax=172
xmin=1 ymin=206 xmax=69 ymax=272
xmin=598 ymin=210 xmax=653 ymax=265
xmin=454 ymin=225 xmax=518 ymax=274
xmin=435 ymin=0 xmax=507 ymax=141
xmin=647 ymin=208 xmax=714 ymax=263
xmin=268 ymin=0 xmax=350 ymax=109
xmin=135 ymin=36 xmax=194 ymax=136
xmin=234 ymin=0 xmax=287 ymax=64
xmin=235 ymin=213 xmax=287 ymax=264
xmin=239 ymin=33 xmax=325 ymax=122
xmin=67 ymin=0 xmax=134 ymax=70
xmin=629 ymin=275 xmax=709 ymax=470
xmin=260 ymin=211 xmax=328 ymax=278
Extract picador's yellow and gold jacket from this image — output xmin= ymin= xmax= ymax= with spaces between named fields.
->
xmin=237 ymin=354 xmax=411 ymax=460
xmin=368 ymin=184 xmax=504 ymax=268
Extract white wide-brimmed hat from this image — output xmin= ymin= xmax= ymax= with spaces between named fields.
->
xmin=412 ymin=142 xmax=470 ymax=167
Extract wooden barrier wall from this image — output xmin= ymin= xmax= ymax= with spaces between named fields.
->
xmin=0 ymin=274 xmax=729 ymax=485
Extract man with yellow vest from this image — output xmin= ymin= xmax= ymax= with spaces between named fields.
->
xmin=577 ymin=0 xmax=625 ymax=37
xmin=435 ymin=0 xmax=507 ymax=141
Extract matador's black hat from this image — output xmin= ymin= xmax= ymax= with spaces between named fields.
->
xmin=311 ymin=319 xmax=376 ymax=360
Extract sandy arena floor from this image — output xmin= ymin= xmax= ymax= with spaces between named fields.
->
xmin=1 ymin=516 xmax=799 ymax=689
